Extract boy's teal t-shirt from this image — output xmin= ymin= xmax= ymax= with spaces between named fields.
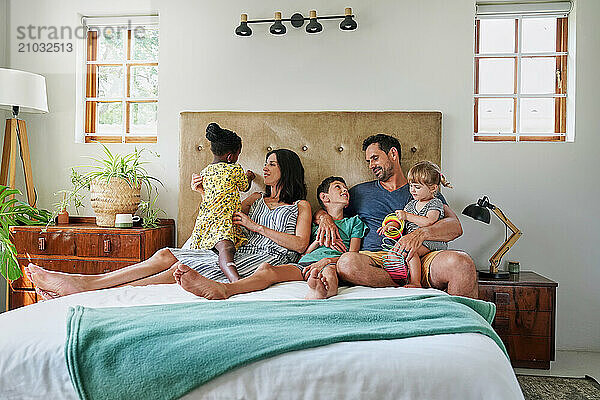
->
xmin=298 ymin=215 xmax=368 ymax=264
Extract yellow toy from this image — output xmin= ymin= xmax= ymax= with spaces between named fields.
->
xmin=381 ymin=213 xmax=404 ymax=240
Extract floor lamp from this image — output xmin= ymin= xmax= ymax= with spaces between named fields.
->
xmin=0 ymin=68 xmax=48 ymax=207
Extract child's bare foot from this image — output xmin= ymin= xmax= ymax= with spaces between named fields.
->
xmin=404 ymin=284 xmax=422 ymax=288
xmin=25 ymin=264 xmax=86 ymax=298
xmin=174 ymin=263 xmax=229 ymax=300
xmin=305 ymin=268 xmax=328 ymax=299
xmin=320 ymin=266 xmax=339 ymax=298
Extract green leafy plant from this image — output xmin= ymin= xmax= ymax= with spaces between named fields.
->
xmin=0 ymin=186 xmax=51 ymax=281
xmin=138 ymin=192 xmax=166 ymax=229
xmin=54 ymin=144 xmax=164 ymax=223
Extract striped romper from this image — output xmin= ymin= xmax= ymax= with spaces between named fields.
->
xmin=169 ymin=196 xmax=301 ymax=282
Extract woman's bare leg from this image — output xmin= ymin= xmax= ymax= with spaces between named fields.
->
xmin=174 ymin=262 xmax=303 ymax=300
xmin=25 ymin=248 xmax=179 ymax=297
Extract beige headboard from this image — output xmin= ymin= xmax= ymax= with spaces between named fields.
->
xmin=178 ymin=111 xmax=441 ymax=246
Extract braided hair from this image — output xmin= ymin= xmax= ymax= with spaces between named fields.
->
xmin=205 ymin=122 xmax=242 ymax=156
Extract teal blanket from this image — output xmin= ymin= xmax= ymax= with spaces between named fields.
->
xmin=65 ymin=294 xmax=506 ymax=400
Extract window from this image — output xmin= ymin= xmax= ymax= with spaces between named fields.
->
xmin=83 ymin=16 xmax=159 ymax=143
xmin=474 ymin=2 xmax=572 ymax=142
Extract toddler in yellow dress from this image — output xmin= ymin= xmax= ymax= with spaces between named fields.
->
xmin=189 ymin=123 xmax=255 ymax=282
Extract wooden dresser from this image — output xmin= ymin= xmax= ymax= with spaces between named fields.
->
xmin=7 ymin=217 xmax=175 ymax=311
xmin=478 ymin=271 xmax=558 ymax=369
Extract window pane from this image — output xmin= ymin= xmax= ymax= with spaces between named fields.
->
xmin=130 ymin=66 xmax=159 ymax=98
xmin=479 ymin=19 xmax=515 ymax=54
xmin=97 ymin=66 xmax=123 ymax=98
xmin=521 ymin=57 xmax=556 ymax=94
xmin=96 ymin=28 xmax=125 ymax=61
xmin=520 ymin=98 xmax=555 ymax=133
xmin=129 ymin=102 xmax=157 ymax=134
xmin=97 ymin=102 xmax=123 ymax=133
xmin=478 ymin=98 xmax=514 ymax=133
xmin=522 ymin=17 xmax=556 ymax=53
xmin=478 ymin=58 xmax=514 ymax=94
xmin=131 ymin=28 xmax=159 ymax=61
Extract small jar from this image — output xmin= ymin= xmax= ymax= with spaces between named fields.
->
xmin=507 ymin=260 xmax=520 ymax=274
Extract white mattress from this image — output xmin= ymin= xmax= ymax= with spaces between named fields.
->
xmin=0 ymin=283 xmax=524 ymax=400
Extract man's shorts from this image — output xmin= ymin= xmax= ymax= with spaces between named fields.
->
xmin=359 ymin=250 xmax=443 ymax=288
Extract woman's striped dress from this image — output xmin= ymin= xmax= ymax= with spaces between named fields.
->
xmin=169 ymin=196 xmax=301 ymax=282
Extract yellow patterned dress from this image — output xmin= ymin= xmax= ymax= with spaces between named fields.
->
xmin=189 ymin=162 xmax=249 ymax=250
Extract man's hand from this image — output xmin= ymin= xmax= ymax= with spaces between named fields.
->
xmin=191 ymin=173 xmax=204 ymax=193
xmin=302 ymin=258 xmax=336 ymax=280
xmin=393 ymin=229 xmax=425 ymax=262
xmin=315 ymin=214 xmax=346 ymax=252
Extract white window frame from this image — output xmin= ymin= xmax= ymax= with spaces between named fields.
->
xmin=473 ymin=2 xmax=575 ymax=143
xmin=75 ymin=15 xmax=159 ymax=144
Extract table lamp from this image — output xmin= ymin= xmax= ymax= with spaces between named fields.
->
xmin=0 ymin=68 xmax=48 ymax=206
xmin=462 ymin=196 xmax=522 ymax=279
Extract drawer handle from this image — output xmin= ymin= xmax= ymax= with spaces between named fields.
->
xmin=103 ymin=239 xmax=111 ymax=253
xmin=494 ymin=292 xmax=510 ymax=305
xmin=38 ymin=237 xmax=46 ymax=251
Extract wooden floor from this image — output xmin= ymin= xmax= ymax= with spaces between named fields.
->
xmin=515 ymin=351 xmax=600 ymax=381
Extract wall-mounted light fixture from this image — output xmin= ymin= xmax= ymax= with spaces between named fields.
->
xmin=235 ymin=8 xmax=357 ymax=37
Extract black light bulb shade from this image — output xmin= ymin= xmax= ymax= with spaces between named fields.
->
xmin=306 ymin=10 xmax=322 ymax=33
xmin=235 ymin=14 xmax=252 ymax=36
xmin=340 ymin=8 xmax=357 ymax=30
xmin=462 ymin=203 xmax=491 ymax=224
xmin=269 ymin=12 xmax=286 ymax=35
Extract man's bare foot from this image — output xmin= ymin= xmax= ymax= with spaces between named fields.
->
xmin=305 ymin=268 xmax=328 ymax=299
xmin=174 ymin=263 xmax=229 ymax=300
xmin=35 ymin=287 xmax=59 ymax=301
xmin=25 ymin=264 xmax=87 ymax=298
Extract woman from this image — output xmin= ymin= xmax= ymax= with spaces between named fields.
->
xmin=26 ymin=149 xmax=312 ymax=299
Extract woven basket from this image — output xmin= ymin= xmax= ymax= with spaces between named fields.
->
xmin=90 ymin=178 xmax=141 ymax=227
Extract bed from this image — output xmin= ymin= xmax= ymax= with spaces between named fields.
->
xmin=0 ymin=112 xmax=524 ymax=399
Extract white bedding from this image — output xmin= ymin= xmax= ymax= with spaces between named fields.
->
xmin=0 ymin=283 xmax=524 ymax=400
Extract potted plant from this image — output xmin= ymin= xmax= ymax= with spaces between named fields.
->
xmin=0 ymin=185 xmax=51 ymax=281
xmin=65 ymin=144 xmax=163 ymax=227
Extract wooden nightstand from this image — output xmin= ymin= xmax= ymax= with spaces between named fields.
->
xmin=478 ymin=271 xmax=558 ymax=369
xmin=6 ymin=217 xmax=175 ymax=311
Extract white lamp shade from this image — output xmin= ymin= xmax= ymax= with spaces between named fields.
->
xmin=0 ymin=68 xmax=48 ymax=114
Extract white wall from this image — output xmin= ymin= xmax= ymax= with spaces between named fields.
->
xmin=0 ymin=0 xmax=8 ymax=310
xmin=4 ymin=0 xmax=599 ymax=351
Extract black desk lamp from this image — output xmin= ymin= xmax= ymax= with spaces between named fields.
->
xmin=463 ymin=196 xmax=522 ymax=279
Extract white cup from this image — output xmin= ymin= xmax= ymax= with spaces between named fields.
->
xmin=115 ymin=214 xmax=140 ymax=228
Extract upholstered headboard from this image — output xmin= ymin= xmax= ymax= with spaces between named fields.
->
xmin=178 ymin=111 xmax=441 ymax=246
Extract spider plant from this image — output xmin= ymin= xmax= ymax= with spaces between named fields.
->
xmin=0 ymin=186 xmax=51 ymax=281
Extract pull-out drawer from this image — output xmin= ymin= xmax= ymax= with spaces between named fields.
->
xmin=11 ymin=231 xmax=76 ymax=256
xmin=75 ymin=233 xmax=141 ymax=258
xmin=479 ymin=286 xmax=554 ymax=311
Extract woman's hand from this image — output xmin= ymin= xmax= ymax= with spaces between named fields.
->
xmin=191 ymin=173 xmax=204 ymax=193
xmin=246 ymin=170 xmax=256 ymax=181
xmin=233 ymin=211 xmax=262 ymax=233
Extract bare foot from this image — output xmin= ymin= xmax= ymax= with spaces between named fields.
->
xmin=320 ymin=266 xmax=339 ymax=298
xmin=35 ymin=287 xmax=59 ymax=301
xmin=174 ymin=263 xmax=229 ymax=300
xmin=25 ymin=264 xmax=86 ymax=297
xmin=305 ymin=268 xmax=328 ymax=299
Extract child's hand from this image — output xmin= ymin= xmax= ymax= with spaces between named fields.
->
xmin=246 ymin=170 xmax=256 ymax=181
xmin=190 ymin=173 xmax=204 ymax=193
xmin=395 ymin=210 xmax=407 ymax=221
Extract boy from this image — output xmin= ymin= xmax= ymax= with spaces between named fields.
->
xmin=300 ymin=176 xmax=367 ymax=299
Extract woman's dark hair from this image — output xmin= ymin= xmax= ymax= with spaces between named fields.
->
xmin=265 ymin=149 xmax=307 ymax=204
xmin=205 ymin=122 xmax=242 ymax=156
